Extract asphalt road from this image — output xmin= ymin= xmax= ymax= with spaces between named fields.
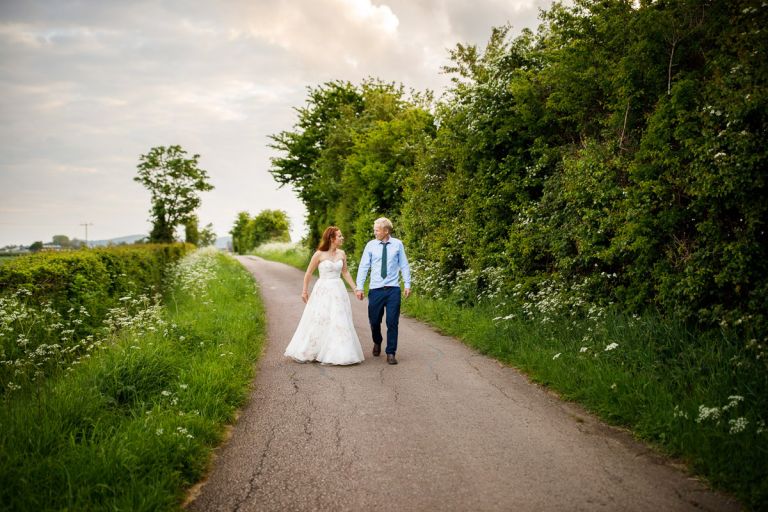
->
xmin=185 ymin=255 xmax=740 ymax=512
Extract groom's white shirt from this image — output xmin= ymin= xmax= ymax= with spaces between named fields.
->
xmin=356 ymin=236 xmax=411 ymax=290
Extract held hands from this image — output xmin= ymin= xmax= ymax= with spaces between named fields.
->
xmin=351 ymin=289 xmax=409 ymax=299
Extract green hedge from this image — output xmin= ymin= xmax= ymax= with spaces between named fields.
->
xmin=0 ymin=244 xmax=192 ymax=393
xmin=1 ymin=244 xmax=190 ymax=301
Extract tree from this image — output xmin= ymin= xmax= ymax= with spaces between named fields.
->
xmin=184 ymin=215 xmax=200 ymax=246
xmin=249 ymin=209 xmax=291 ymax=247
xmin=269 ymin=79 xmax=434 ymax=252
xmin=199 ymin=223 xmax=217 ymax=247
xmin=29 ymin=241 xmax=43 ymax=253
xmin=52 ymin=235 xmax=70 ymax=248
xmin=269 ymin=81 xmax=365 ymax=247
xmin=134 ymin=145 xmax=214 ymax=243
xmin=229 ymin=211 xmax=252 ymax=254
xmin=230 ymin=210 xmax=290 ymax=254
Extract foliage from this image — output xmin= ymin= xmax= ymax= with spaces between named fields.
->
xmin=184 ymin=215 xmax=201 ymax=246
xmin=199 ymin=222 xmax=217 ymax=247
xmin=0 ymin=249 xmax=266 ymax=511
xmin=269 ymin=79 xmax=435 ymax=254
xmin=52 ymin=235 xmax=70 ymax=247
xmin=229 ymin=209 xmax=291 ymax=255
xmin=182 ymin=215 xmax=217 ymax=247
xmin=405 ymin=0 xmax=766 ymax=337
xmin=0 ymin=244 xmax=192 ymax=394
xmin=134 ymin=145 xmax=214 ymax=243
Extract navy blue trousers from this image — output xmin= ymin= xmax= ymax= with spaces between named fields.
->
xmin=367 ymin=286 xmax=401 ymax=355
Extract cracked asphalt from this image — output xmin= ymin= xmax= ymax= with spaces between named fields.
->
xmin=185 ymin=256 xmax=740 ymax=512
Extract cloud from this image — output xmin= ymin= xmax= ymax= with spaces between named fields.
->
xmin=0 ymin=0 xmax=553 ymax=246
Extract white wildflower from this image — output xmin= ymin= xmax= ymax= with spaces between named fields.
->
xmin=723 ymin=395 xmax=744 ymax=411
xmin=729 ymin=417 xmax=748 ymax=434
xmin=552 ymin=353 xmax=561 ymax=360
xmin=604 ymin=343 xmax=619 ymax=351
xmin=696 ymin=405 xmax=721 ymax=423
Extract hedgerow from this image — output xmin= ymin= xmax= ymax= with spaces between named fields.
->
xmin=0 ymin=244 xmax=192 ymax=393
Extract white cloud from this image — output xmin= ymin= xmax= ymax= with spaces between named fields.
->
xmin=0 ymin=0 xmax=553 ymax=246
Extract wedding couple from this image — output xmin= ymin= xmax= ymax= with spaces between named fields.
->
xmin=284 ymin=217 xmax=411 ymax=366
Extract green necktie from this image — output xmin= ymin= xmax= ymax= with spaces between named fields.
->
xmin=381 ymin=242 xmax=390 ymax=278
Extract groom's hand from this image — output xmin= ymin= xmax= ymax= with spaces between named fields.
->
xmin=404 ymin=288 xmax=411 ymax=298
xmin=355 ymin=290 xmax=364 ymax=301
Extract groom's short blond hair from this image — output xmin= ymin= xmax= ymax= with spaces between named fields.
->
xmin=374 ymin=217 xmax=393 ymax=233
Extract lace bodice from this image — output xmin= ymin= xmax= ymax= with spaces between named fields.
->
xmin=285 ymin=257 xmax=363 ymax=365
xmin=318 ymin=259 xmax=343 ymax=279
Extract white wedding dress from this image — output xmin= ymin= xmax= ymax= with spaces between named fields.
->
xmin=284 ymin=259 xmax=364 ymax=365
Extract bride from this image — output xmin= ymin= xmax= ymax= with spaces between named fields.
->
xmin=284 ymin=226 xmax=364 ymax=365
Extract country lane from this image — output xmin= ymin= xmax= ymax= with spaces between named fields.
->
xmin=185 ymin=255 xmax=740 ymax=512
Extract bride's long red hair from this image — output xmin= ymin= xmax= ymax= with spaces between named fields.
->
xmin=317 ymin=226 xmax=340 ymax=251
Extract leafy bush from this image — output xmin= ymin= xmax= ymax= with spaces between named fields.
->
xmin=0 ymin=244 xmax=192 ymax=393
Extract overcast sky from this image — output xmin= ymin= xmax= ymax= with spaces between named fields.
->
xmin=0 ymin=0 xmax=553 ymax=246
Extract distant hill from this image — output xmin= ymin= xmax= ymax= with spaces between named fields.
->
xmin=84 ymin=234 xmax=232 ymax=250
xmin=87 ymin=234 xmax=147 ymax=247
xmin=215 ymin=236 xmax=232 ymax=250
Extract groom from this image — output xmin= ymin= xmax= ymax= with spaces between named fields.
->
xmin=355 ymin=217 xmax=411 ymax=365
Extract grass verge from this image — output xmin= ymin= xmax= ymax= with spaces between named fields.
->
xmin=0 ymin=249 xmax=265 ymax=511
xmin=251 ymin=241 xmax=310 ymax=269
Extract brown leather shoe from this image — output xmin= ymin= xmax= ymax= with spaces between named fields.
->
xmin=373 ymin=343 xmax=381 ymax=356
xmin=387 ymin=354 xmax=398 ymax=365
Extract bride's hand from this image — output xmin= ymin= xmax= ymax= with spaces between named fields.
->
xmin=302 ymin=290 xmax=309 ymax=303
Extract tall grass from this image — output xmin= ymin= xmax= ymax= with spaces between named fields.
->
xmin=251 ymin=241 xmax=310 ymax=269
xmin=0 ymin=249 xmax=266 ymax=511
